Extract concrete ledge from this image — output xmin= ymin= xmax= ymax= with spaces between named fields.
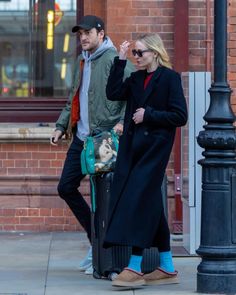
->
xmin=0 ymin=123 xmax=55 ymax=142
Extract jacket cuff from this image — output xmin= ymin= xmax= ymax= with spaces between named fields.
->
xmin=55 ymin=125 xmax=65 ymax=135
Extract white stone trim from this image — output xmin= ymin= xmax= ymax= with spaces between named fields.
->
xmin=0 ymin=123 xmax=55 ymax=142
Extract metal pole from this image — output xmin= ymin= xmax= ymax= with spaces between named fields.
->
xmin=196 ymin=0 xmax=236 ymax=293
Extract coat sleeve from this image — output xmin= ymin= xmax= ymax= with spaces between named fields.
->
xmin=106 ymin=57 xmax=134 ymax=101
xmin=143 ymin=71 xmax=188 ymax=127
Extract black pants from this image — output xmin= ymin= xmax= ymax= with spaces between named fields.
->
xmin=57 ymin=136 xmax=91 ymax=243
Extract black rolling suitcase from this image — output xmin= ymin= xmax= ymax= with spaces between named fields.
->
xmin=90 ymin=172 xmax=168 ymax=280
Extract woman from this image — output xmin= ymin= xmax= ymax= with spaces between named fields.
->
xmin=103 ymin=33 xmax=188 ymax=288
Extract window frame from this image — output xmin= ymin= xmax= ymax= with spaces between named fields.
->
xmin=0 ymin=0 xmax=83 ymax=123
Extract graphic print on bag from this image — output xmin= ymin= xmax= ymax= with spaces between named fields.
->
xmin=94 ymin=133 xmax=117 ymax=173
xmin=81 ymin=130 xmax=119 ymax=175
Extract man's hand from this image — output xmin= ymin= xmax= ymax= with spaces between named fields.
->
xmin=50 ymin=130 xmax=63 ymax=146
xmin=113 ymin=123 xmax=123 ymax=136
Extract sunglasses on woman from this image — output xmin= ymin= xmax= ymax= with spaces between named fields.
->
xmin=132 ymin=49 xmax=152 ymax=57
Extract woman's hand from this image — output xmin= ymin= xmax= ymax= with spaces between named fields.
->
xmin=119 ymin=41 xmax=131 ymax=60
xmin=132 ymin=108 xmax=145 ymax=124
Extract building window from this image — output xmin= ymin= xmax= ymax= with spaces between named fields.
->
xmin=0 ymin=0 xmax=78 ymax=122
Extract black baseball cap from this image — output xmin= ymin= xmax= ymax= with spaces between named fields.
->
xmin=72 ymin=15 xmax=104 ymax=33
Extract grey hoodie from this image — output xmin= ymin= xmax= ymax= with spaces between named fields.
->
xmin=76 ymin=37 xmax=116 ymax=141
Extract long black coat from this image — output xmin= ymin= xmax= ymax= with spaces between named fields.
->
xmin=103 ymin=58 xmax=188 ymax=249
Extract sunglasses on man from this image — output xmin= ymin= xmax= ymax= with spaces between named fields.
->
xmin=132 ymin=49 xmax=152 ymax=57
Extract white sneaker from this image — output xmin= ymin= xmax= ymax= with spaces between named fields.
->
xmin=84 ymin=264 xmax=93 ymax=275
xmin=78 ymin=247 xmax=92 ymax=271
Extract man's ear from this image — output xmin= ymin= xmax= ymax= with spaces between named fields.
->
xmin=99 ymin=30 xmax=105 ymax=39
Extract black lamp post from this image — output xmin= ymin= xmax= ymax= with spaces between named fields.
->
xmin=196 ymin=0 xmax=236 ymax=293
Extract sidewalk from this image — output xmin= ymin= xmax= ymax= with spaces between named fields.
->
xmin=0 ymin=231 xmax=204 ymax=295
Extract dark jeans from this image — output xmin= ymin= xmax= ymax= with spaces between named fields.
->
xmin=57 ymin=136 xmax=91 ymax=243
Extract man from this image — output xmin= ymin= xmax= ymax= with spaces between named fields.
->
xmin=50 ymin=15 xmax=133 ymax=275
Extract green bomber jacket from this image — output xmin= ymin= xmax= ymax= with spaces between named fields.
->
xmin=55 ymin=47 xmax=134 ymax=138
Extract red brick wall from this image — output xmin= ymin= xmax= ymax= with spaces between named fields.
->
xmin=105 ymin=0 xmax=175 ymax=63
xmin=189 ymin=0 xmax=211 ymax=71
xmin=188 ymin=0 xmax=236 ymax=112
xmin=84 ymin=0 xmax=105 ymax=20
xmin=0 ymin=142 xmax=66 ymax=176
xmin=0 ymin=141 xmax=89 ymax=231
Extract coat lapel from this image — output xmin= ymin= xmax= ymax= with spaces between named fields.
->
xmin=139 ymin=66 xmax=165 ymax=107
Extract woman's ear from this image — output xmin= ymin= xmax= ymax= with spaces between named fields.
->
xmin=154 ymin=52 xmax=158 ymax=59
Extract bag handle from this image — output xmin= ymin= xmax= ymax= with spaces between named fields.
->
xmin=110 ymin=129 xmax=119 ymax=151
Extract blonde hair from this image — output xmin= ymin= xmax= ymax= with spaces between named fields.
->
xmin=137 ymin=33 xmax=172 ymax=69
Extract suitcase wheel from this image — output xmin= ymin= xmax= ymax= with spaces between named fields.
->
xmin=93 ymin=270 xmax=102 ymax=279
